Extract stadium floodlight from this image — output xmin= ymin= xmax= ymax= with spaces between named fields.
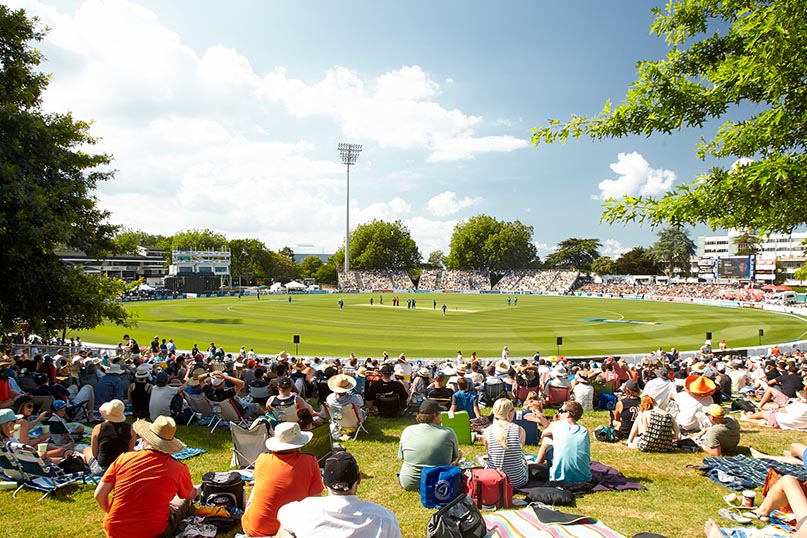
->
xmin=338 ymin=143 xmax=362 ymax=272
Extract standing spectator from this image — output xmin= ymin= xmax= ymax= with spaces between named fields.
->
xmin=276 ymin=451 xmax=402 ymax=538
xmin=94 ymin=416 xmax=195 ymax=538
xmin=241 ymin=422 xmax=324 ymax=537
xmin=398 ymin=400 xmax=461 ymax=490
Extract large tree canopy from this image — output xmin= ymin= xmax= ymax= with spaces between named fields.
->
xmin=532 ymin=0 xmax=807 ymax=234
xmin=544 ymin=238 xmax=601 ymax=272
xmin=0 ymin=7 xmax=129 ymax=333
xmin=649 ymin=226 xmax=696 ymax=277
xmin=447 ymin=215 xmax=537 ymax=271
xmin=350 ymin=219 xmax=421 ymax=271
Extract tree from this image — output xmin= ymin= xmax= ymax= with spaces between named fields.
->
xmin=315 ymin=262 xmax=338 ymax=285
xmin=733 ymin=230 xmax=761 ymax=256
xmin=113 ymin=228 xmax=168 ymax=255
xmin=171 ymin=229 xmax=228 ymax=251
xmin=299 ymin=256 xmax=324 ymax=279
xmin=350 ymin=220 xmax=421 ymax=270
xmin=614 ymin=247 xmax=660 ymax=275
xmin=270 ymin=251 xmax=300 ymax=283
xmin=279 ymin=246 xmax=295 ymax=263
xmin=426 ymin=250 xmax=447 ymax=270
xmin=648 ymin=226 xmax=696 ymax=277
xmin=229 ymin=238 xmax=273 ymax=286
xmin=447 ymin=215 xmax=537 ymax=271
xmin=591 ymin=256 xmax=617 ymax=276
xmin=0 ymin=7 xmax=130 ymax=334
xmin=532 ymin=0 xmax=807 ymax=235
xmin=544 ymin=238 xmax=602 ymax=272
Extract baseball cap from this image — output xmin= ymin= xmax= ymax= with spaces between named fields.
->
xmin=704 ymin=404 xmax=725 ymax=418
xmin=52 ymin=400 xmax=68 ymax=411
xmin=380 ymin=364 xmax=394 ymax=376
xmin=277 ymin=376 xmax=292 ymax=389
xmin=324 ymin=451 xmax=360 ymax=491
xmin=419 ymin=400 xmax=442 ymax=415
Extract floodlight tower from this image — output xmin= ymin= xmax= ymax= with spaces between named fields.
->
xmin=338 ymin=143 xmax=362 ymax=272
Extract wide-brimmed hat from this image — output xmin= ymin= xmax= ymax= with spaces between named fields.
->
xmin=495 ymin=360 xmax=510 ymax=374
xmin=99 ymin=399 xmax=126 ymax=423
xmin=135 ymin=365 xmax=150 ymax=379
xmin=552 ymin=364 xmax=568 ymax=378
xmin=0 ymin=408 xmax=22 ymax=425
xmin=133 ymin=416 xmax=185 ymax=454
xmin=691 ymin=362 xmax=707 ymax=374
xmin=106 ymin=363 xmax=124 ymax=375
xmin=265 ymin=422 xmax=313 ymax=452
xmin=685 ymin=375 xmax=716 ymax=396
xmin=186 ymin=367 xmax=207 ymax=387
xmin=0 ymin=356 xmax=13 ymax=367
xmin=418 ymin=367 xmax=430 ymax=378
xmin=328 ymin=374 xmax=357 ymax=393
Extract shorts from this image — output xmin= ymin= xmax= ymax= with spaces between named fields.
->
xmin=765 ymin=408 xmax=780 ymax=428
xmin=802 ymin=447 xmax=807 ymax=465
xmin=87 ymin=457 xmax=106 ymax=476
xmin=773 ymin=390 xmax=791 ymax=407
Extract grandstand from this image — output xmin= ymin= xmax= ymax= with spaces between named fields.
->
xmin=338 ymin=269 xmax=579 ymax=293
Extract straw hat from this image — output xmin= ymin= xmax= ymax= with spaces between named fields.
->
xmin=684 ymin=375 xmax=716 ymax=396
xmin=495 ymin=360 xmax=510 ymax=375
xmin=691 ymin=362 xmax=707 ymax=374
xmin=551 ymin=364 xmax=568 ymax=378
xmin=327 ymin=374 xmax=357 ymax=393
xmin=265 ymin=422 xmax=313 ymax=452
xmin=135 ymin=365 xmax=150 ymax=379
xmin=106 ymin=363 xmax=124 ymax=375
xmin=356 ymin=366 xmax=367 ymax=378
xmin=133 ymin=416 xmax=185 ymax=454
xmin=99 ymin=399 xmax=126 ymax=423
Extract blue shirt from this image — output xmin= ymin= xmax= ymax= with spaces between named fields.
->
xmin=550 ymin=422 xmax=592 ymax=484
xmin=452 ymin=390 xmax=477 ymax=416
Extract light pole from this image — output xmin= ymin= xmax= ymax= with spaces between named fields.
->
xmin=338 ymin=143 xmax=362 ymax=272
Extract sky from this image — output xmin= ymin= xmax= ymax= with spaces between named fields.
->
xmin=10 ymin=0 xmax=728 ymax=260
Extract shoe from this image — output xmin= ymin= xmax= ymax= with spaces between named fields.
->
xmin=718 ymin=508 xmax=752 ymax=524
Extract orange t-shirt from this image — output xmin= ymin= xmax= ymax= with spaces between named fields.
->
xmin=241 ymin=451 xmax=324 ymax=536
xmin=102 ymin=450 xmax=194 ymax=538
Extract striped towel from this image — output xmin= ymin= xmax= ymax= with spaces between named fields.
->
xmin=484 ymin=507 xmax=626 ymax=538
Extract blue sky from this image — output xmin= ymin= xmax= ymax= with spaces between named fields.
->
xmin=13 ymin=0 xmax=723 ymax=259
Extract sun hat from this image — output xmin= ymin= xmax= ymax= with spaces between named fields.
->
xmin=323 ymin=451 xmax=360 ymax=492
xmin=685 ymin=374 xmax=717 ymax=396
xmin=0 ymin=408 xmax=22 ymax=425
xmin=576 ymin=371 xmax=590 ymax=383
xmin=52 ymin=400 xmax=68 ymax=411
xmin=328 ymin=374 xmax=357 ymax=393
xmin=265 ymin=422 xmax=313 ymax=452
xmin=106 ymin=363 xmax=124 ymax=375
xmin=135 ymin=365 xmax=150 ymax=379
xmin=99 ymin=399 xmax=126 ymax=423
xmin=704 ymin=404 xmax=725 ymax=418
xmin=495 ymin=360 xmax=510 ymax=374
xmin=210 ymin=375 xmax=225 ymax=387
xmin=418 ymin=367 xmax=431 ymax=378
xmin=552 ymin=364 xmax=568 ymax=378
xmin=691 ymin=362 xmax=707 ymax=374
xmin=356 ymin=366 xmax=367 ymax=378
xmin=655 ymin=367 xmax=669 ymax=380
xmin=133 ymin=416 xmax=185 ymax=454
xmin=246 ymin=359 xmax=256 ymax=368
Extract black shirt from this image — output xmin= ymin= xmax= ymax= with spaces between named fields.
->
xmin=775 ymin=374 xmax=804 ymax=398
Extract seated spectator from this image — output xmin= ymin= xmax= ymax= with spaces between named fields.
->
xmin=535 ymin=401 xmax=592 ymax=485
xmin=571 ymin=371 xmax=594 ymax=411
xmin=127 ymin=365 xmax=152 ymax=419
xmin=13 ymin=395 xmax=48 ymax=446
xmin=425 ymin=372 xmax=454 ymax=410
xmin=757 ymin=363 xmax=805 ymax=409
xmin=742 ymin=390 xmax=807 ymax=430
xmin=326 ymin=374 xmax=367 ymax=423
xmin=398 ymin=400 xmax=461 ymax=491
xmin=365 ymin=364 xmax=408 ymax=417
xmin=612 ymin=380 xmax=641 ymax=440
xmin=673 ymin=375 xmax=715 ymax=432
xmin=266 ymin=376 xmax=318 ymax=424
xmin=450 ymin=376 xmax=482 ymax=420
xmin=94 ymin=363 xmax=125 ymax=409
xmin=544 ymin=364 xmax=572 ymax=394
xmin=750 ymin=442 xmax=807 ymax=466
xmin=642 ymin=367 xmax=676 ymax=410
xmin=689 ymin=404 xmax=740 ymax=456
xmin=241 ymin=422 xmax=324 ymax=537
xmin=94 ymin=416 xmax=196 ymax=538
xmin=627 ymin=395 xmax=680 ymax=451
xmin=482 ymin=399 xmax=528 ymax=488
xmin=478 ymin=365 xmax=508 ymax=408
xmin=44 ymin=399 xmax=85 ymax=450
xmin=276 ymin=451 xmax=402 ymax=538
xmin=149 ymin=371 xmax=185 ymax=421
xmin=202 ymin=370 xmax=260 ymax=419
xmin=82 ymin=399 xmax=135 ymax=476
xmin=248 ymin=367 xmax=271 ymax=406
xmin=297 ymin=407 xmax=315 ymax=431
xmin=522 ymin=391 xmax=543 ymax=413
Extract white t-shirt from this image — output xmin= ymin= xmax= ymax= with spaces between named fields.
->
xmin=277 ymin=493 xmax=402 ymax=538
xmin=776 ymin=402 xmax=807 ymax=431
xmin=149 ymin=385 xmax=179 ymax=421
xmin=642 ymin=378 xmax=676 ymax=410
xmin=673 ymin=391 xmax=713 ymax=430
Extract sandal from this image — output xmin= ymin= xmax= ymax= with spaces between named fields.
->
xmin=718 ymin=508 xmax=752 ymax=524
xmin=747 ymin=508 xmax=770 ymax=522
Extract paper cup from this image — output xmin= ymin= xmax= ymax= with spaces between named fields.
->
xmin=40 ymin=424 xmax=49 ymax=435
xmin=742 ymin=490 xmax=756 ymax=507
xmin=37 ymin=443 xmax=48 ymax=456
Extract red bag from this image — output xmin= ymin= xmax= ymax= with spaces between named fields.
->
xmin=463 ymin=468 xmax=513 ymax=509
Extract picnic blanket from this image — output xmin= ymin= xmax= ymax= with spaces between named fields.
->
xmin=484 ymin=505 xmax=626 ymax=538
xmin=173 ymin=447 xmax=207 ymax=460
xmin=700 ymin=454 xmax=807 ymax=490
xmin=516 ymin=461 xmax=646 ymax=496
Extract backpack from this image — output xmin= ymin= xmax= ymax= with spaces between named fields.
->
xmin=169 ymin=393 xmax=192 ymax=424
xmin=426 ymin=494 xmax=487 ymax=538
xmin=421 ymin=465 xmax=463 ymax=509
xmin=594 ymin=425 xmax=617 ymax=443
xmin=637 ymin=409 xmax=674 ymax=452
xmin=201 ymin=471 xmax=244 ymax=509
xmin=463 ymin=468 xmax=513 ymax=509
xmin=598 ymin=393 xmax=617 ymax=411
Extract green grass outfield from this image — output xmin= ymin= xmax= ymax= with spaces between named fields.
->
xmin=78 ymin=294 xmax=807 ymax=358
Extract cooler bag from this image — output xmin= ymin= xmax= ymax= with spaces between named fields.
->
xmin=201 ymin=471 xmax=245 ymax=509
xmin=463 ymin=468 xmax=513 ymax=509
xmin=420 ymin=465 xmax=463 ymax=508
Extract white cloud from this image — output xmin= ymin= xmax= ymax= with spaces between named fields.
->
xmin=597 ymin=152 xmax=676 ymax=200
xmin=534 ymin=242 xmax=554 ymax=259
xmin=406 ymin=217 xmax=458 ymax=256
xmin=600 ymin=239 xmax=631 ymax=258
xmin=427 ymin=192 xmax=481 ymax=217
xmin=731 ymin=157 xmax=754 ymax=171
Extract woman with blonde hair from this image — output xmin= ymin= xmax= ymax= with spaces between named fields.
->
xmin=482 ymin=398 xmax=528 ymax=488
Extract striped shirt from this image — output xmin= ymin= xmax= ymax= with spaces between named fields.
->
xmin=484 ymin=421 xmax=528 ymax=488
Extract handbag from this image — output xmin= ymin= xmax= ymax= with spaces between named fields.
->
xmin=426 ymin=493 xmax=487 ymax=538
xmin=58 ymin=454 xmax=86 ymax=474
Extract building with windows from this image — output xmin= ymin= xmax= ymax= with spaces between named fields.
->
xmin=693 ymin=231 xmax=807 ymax=284
xmin=164 ymin=249 xmax=231 ymax=294
xmin=56 ymin=248 xmax=167 ymax=285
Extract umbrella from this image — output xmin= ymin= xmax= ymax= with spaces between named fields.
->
xmin=775 ymin=285 xmax=793 ymax=292
xmin=138 ymin=283 xmax=155 ymax=291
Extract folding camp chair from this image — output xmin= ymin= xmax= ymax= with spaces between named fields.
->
xmin=210 ymin=398 xmax=249 ymax=432
xmin=230 ymin=418 xmax=270 ymax=468
xmin=30 ymin=394 xmax=54 ymax=413
xmin=429 ymin=397 xmax=452 ymax=412
xmin=186 ymin=392 xmax=216 ymax=426
xmin=375 ymin=393 xmax=402 ymax=417
xmin=441 ymin=410 xmax=472 ymax=445
xmin=300 ymin=423 xmax=334 ymax=466
xmin=10 ymin=445 xmax=89 ymax=500
xmin=0 ymin=444 xmax=24 ymax=481
xmin=543 ymin=385 xmax=571 ymax=409
xmin=325 ymin=402 xmax=368 ymax=441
